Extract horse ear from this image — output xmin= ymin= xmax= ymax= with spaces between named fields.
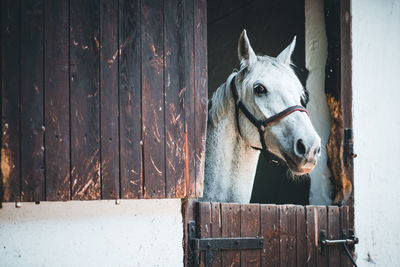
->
xmin=277 ymin=36 xmax=296 ymax=65
xmin=238 ymin=30 xmax=257 ymax=66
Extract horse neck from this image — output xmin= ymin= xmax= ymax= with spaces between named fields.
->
xmin=204 ymin=95 xmax=260 ymax=203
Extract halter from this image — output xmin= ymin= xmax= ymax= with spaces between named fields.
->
xmin=230 ymin=75 xmax=309 ymax=154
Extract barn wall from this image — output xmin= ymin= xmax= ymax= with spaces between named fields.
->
xmin=0 ymin=200 xmax=183 ymax=267
xmin=352 ymin=0 xmax=400 ymax=265
xmin=305 ymin=0 xmax=333 ymax=205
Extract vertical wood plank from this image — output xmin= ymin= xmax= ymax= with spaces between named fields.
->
xmin=221 ymin=203 xmax=241 ymax=267
xmin=279 ymin=205 xmax=296 ymax=267
xmin=20 ymin=0 xmax=45 ymax=202
xmin=241 ymin=204 xmax=260 ymax=267
xmin=1 ymin=0 xmax=21 ymax=202
xmin=100 ymin=0 xmax=119 ymax=199
xmin=164 ymin=0 xmax=186 ymax=198
xmin=296 ymin=205 xmax=307 ymax=267
xmin=119 ymin=0 xmax=142 ymax=199
xmin=211 ymin=202 xmax=222 ymax=267
xmin=44 ymin=0 xmax=70 ymax=201
xmin=194 ymin=0 xmax=207 ymax=197
xmin=340 ymin=206 xmax=351 ymax=267
xmin=306 ymin=206 xmax=317 ymax=267
xmin=198 ymin=201 xmax=211 ymax=267
xmin=70 ymin=0 xmax=100 ymax=200
xmin=316 ymin=206 xmax=328 ymax=266
xmin=328 ymin=206 xmax=340 ymax=267
xmin=261 ymin=204 xmax=279 ymax=267
xmin=183 ymin=0 xmax=196 ymax=197
xmin=141 ymin=0 xmax=165 ymax=198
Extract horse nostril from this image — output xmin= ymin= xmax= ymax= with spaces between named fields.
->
xmin=296 ymin=139 xmax=306 ymax=156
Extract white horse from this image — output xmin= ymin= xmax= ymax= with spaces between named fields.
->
xmin=203 ymin=30 xmax=321 ymax=203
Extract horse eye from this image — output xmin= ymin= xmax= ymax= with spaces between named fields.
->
xmin=254 ymin=84 xmax=267 ymax=95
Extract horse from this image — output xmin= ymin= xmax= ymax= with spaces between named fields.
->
xmin=202 ymin=30 xmax=321 ymax=204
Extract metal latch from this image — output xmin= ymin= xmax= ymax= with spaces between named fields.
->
xmin=320 ymin=229 xmax=359 ymax=266
xmin=188 ymin=221 xmax=264 ymax=267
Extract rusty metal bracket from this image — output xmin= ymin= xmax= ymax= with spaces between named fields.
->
xmin=188 ymin=221 xmax=264 ymax=267
xmin=344 ymin=128 xmax=357 ymax=166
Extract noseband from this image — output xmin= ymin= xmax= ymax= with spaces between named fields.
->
xmin=230 ymin=75 xmax=309 ymax=153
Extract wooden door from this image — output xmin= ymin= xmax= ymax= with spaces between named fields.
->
xmin=187 ymin=202 xmax=354 ymax=267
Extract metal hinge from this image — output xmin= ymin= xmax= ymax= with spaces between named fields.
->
xmin=344 ymin=128 xmax=357 ymax=166
xmin=188 ymin=221 xmax=264 ymax=267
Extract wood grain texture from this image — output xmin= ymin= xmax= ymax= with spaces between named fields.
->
xmin=194 ymin=0 xmax=207 ymax=197
xmin=198 ymin=201 xmax=211 ymax=267
xmin=100 ymin=0 xmax=119 ymax=199
xmin=324 ymin=0 xmax=354 ymax=207
xmin=44 ymin=0 xmax=70 ymax=201
xmin=183 ymin=0 xmax=196 ymax=197
xmin=221 ymin=203 xmax=241 ymax=267
xmin=306 ymin=206 xmax=317 ymax=267
xmin=141 ymin=0 xmax=165 ymax=198
xmin=119 ymin=0 xmax=142 ymax=199
xmin=1 ymin=0 xmax=21 ymax=202
xmin=261 ymin=204 xmax=279 ymax=267
xmin=279 ymin=205 xmax=296 ymax=267
xmin=211 ymin=202 xmax=222 ymax=267
xmin=164 ymin=0 xmax=186 ymax=198
xmin=316 ymin=206 xmax=328 ymax=267
xmin=240 ymin=204 xmax=260 ymax=267
xmin=296 ymin=206 xmax=307 ymax=267
xmin=328 ymin=206 xmax=340 ymax=267
xmin=340 ymin=206 xmax=351 ymax=267
xmin=70 ymin=0 xmax=100 ymax=200
xmin=20 ymin=0 xmax=45 ymax=202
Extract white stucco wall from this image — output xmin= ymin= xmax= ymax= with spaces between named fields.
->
xmin=352 ymin=0 xmax=400 ymax=266
xmin=305 ymin=0 xmax=333 ymax=205
xmin=0 ymin=199 xmax=183 ymax=267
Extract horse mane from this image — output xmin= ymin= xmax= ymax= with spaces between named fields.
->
xmin=208 ymin=56 xmax=309 ymax=127
xmin=208 ymin=71 xmax=237 ymax=128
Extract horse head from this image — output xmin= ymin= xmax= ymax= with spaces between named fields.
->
xmin=235 ymin=30 xmax=321 ymax=175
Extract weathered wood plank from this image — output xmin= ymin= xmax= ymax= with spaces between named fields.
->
xmin=211 ymin=202 xmax=222 ymax=267
xmin=183 ymin=0 xmax=196 ymax=197
xmin=340 ymin=206 xmax=351 ymax=267
xmin=20 ymin=0 xmax=45 ymax=202
xmin=296 ymin=205 xmax=307 ymax=267
xmin=261 ymin=204 xmax=279 ymax=267
xmin=279 ymin=205 xmax=296 ymax=267
xmin=324 ymin=0 xmax=354 ymax=206
xmin=44 ymin=0 xmax=70 ymax=201
xmin=1 ymin=0 xmax=21 ymax=202
xmin=316 ymin=206 xmax=328 ymax=266
xmin=328 ymin=206 xmax=340 ymax=267
xmin=306 ymin=206 xmax=317 ymax=267
xmin=100 ymin=0 xmax=119 ymax=199
xmin=119 ymin=0 xmax=142 ymax=199
xmin=221 ymin=203 xmax=241 ymax=267
xmin=198 ymin=201 xmax=211 ymax=267
xmin=194 ymin=0 xmax=208 ymax=197
xmin=70 ymin=0 xmax=100 ymax=200
xmin=141 ymin=0 xmax=165 ymax=198
xmin=240 ymin=204 xmax=260 ymax=267
xmin=164 ymin=0 xmax=186 ymax=198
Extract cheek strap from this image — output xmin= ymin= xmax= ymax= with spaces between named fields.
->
xmin=230 ymin=75 xmax=309 ymax=153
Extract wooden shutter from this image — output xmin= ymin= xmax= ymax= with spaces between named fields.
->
xmin=1 ymin=0 xmax=207 ymax=202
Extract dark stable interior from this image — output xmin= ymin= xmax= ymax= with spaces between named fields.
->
xmin=207 ymin=0 xmax=310 ymax=205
